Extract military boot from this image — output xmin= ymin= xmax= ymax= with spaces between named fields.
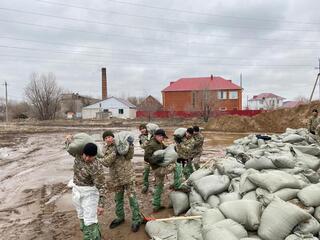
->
xmin=141 ymin=165 xmax=150 ymax=194
xmin=152 ymin=184 xmax=165 ymax=212
xmin=109 ymin=191 xmax=125 ymax=229
xmin=83 ymin=223 xmax=101 ymax=240
xmin=129 ymin=196 xmax=141 ymax=232
xmin=80 ymin=219 xmax=84 ymax=232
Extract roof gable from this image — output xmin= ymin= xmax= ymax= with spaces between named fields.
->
xmin=162 ymin=76 xmax=241 ymax=92
xmin=83 ymin=97 xmax=136 ymax=109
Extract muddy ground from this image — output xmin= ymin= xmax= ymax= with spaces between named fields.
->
xmin=0 ymin=123 xmax=248 ymax=240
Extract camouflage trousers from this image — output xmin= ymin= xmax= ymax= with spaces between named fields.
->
xmin=142 ymin=162 xmax=151 ymax=189
xmin=113 ymin=182 xmax=141 ymax=224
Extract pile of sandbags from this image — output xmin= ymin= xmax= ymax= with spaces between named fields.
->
xmin=145 ymin=128 xmax=320 ymax=240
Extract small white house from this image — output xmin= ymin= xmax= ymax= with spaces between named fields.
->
xmin=82 ymin=97 xmax=136 ymax=119
xmin=248 ymin=93 xmax=285 ymax=110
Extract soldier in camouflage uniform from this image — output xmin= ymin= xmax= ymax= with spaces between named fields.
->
xmin=308 ymin=109 xmax=320 ymax=135
xmin=99 ymin=130 xmax=141 ymax=232
xmin=138 ymin=124 xmax=151 ymax=194
xmin=192 ymin=126 xmax=204 ymax=170
xmin=66 ymin=139 xmax=106 ymax=240
xmin=144 ymin=129 xmax=172 ymax=212
xmin=176 ymin=128 xmax=196 ymax=179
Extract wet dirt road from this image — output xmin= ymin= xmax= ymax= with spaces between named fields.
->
xmin=0 ymin=128 xmax=247 ymax=240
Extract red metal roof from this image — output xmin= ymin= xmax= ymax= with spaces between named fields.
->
xmin=162 ymin=76 xmax=241 ymax=92
xmin=249 ymin=93 xmax=285 ymax=101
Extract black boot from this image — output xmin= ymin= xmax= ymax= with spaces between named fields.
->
xmin=109 ymin=219 xmax=125 ymax=229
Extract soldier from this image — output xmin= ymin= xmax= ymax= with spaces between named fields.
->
xmin=65 ymin=139 xmax=106 ymax=240
xmin=192 ymin=126 xmax=204 ymax=170
xmin=144 ymin=129 xmax=170 ymax=212
xmin=138 ymin=124 xmax=151 ymax=194
xmin=176 ymin=128 xmax=196 ymax=179
xmin=308 ymin=109 xmax=320 ymax=135
xmin=99 ymin=130 xmax=141 ymax=232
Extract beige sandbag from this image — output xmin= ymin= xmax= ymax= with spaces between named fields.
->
xmin=297 ymin=184 xmax=320 ymax=207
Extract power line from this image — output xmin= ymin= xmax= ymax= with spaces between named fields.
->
xmin=35 ymin=0 xmax=320 ymax=31
xmin=1 ymin=6 xmax=320 ymax=37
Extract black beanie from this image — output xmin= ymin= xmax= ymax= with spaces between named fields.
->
xmin=193 ymin=126 xmax=200 ymax=132
xmin=83 ymin=143 xmax=98 ymax=156
xmin=186 ymin=127 xmax=194 ymax=135
xmin=102 ymin=130 xmax=114 ymax=140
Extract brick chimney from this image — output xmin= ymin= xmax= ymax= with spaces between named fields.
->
xmin=101 ymin=67 xmax=107 ymax=100
xmin=210 ymin=74 xmax=213 ymax=80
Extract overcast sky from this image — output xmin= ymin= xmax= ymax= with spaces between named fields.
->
xmin=1 ymin=0 xmax=320 ymax=105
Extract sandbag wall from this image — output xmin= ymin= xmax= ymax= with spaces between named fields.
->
xmin=146 ymin=128 xmax=320 ymax=240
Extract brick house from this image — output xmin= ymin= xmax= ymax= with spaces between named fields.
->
xmin=162 ymin=75 xmax=242 ymax=111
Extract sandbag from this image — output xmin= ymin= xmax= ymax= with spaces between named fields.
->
xmin=202 ymin=208 xmax=225 ymax=226
xmin=228 ymin=177 xmax=240 ymax=192
xmin=256 ymin=188 xmax=300 ymax=206
xmin=177 ymin=219 xmax=202 ymax=240
xmin=194 ymin=175 xmax=230 ymax=200
xmin=174 ymin=128 xmax=187 ymax=138
xmin=294 ymin=145 xmax=320 ymax=157
xmin=206 ymin=195 xmax=220 ymax=208
xmin=216 ymin=158 xmax=245 ymax=178
xmin=239 ymin=169 xmax=259 ymax=194
xmin=150 ymin=149 xmax=165 ymax=165
xmin=145 ymin=221 xmax=177 ymax=240
xmin=297 ymin=184 xmax=320 ymax=207
xmin=245 ymin=157 xmax=277 ymax=170
xmin=67 ymin=133 xmax=102 ymax=156
xmin=219 ymin=200 xmax=263 ymax=231
xmin=185 ymin=204 xmax=210 ymax=216
xmin=270 ymin=154 xmax=296 ymax=169
xmin=243 ymin=191 xmax=257 ymax=201
xmin=202 ymin=226 xmax=238 ymax=240
xmin=169 ymin=191 xmax=189 ymax=216
xmin=295 ymin=150 xmax=320 ymax=171
xmin=283 ymin=134 xmax=305 ymax=143
xmin=158 ymin=144 xmax=178 ymax=167
xmin=114 ymin=131 xmax=134 ymax=155
xmin=314 ymin=206 xmax=320 ymax=222
xmin=258 ymin=198 xmax=311 ymax=240
xmin=187 ymin=168 xmax=213 ymax=185
xmin=203 ymin=219 xmax=248 ymax=238
xmin=146 ymin=123 xmax=159 ymax=136
xmin=189 ymin=188 xmax=204 ymax=206
xmin=285 ymin=234 xmax=318 ymax=240
xmin=294 ymin=216 xmax=320 ymax=235
xmin=219 ymin=192 xmax=241 ymax=203
xmin=303 ymin=169 xmax=320 ymax=183
xmin=248 ymin=170 xmax=301 ymax=193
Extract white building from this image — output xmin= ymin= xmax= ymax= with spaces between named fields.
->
xmin=82 ymin=97 xmax=137 ymax=120
xmin=248 ymin=93 xmax=285 ymax=110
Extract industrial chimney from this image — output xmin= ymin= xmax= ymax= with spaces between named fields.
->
xmin=101 ymin=67 xmax=107 ymax=100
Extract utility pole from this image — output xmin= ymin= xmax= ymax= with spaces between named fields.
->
xmin=309 ymin=58 xmax=320 ymax=102
xmin=5 ymin=81 xmax=8 ymax=122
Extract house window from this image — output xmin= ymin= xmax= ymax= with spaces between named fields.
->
xmin=217 ymin=91 xmax=227 ymax=99
xmin=103 ymin=109 xmax=108 ymax=113
xmin=229 ymin=91 xmax=238 ymax=99
xmin=118 ymin=109 xmax=124 ymax=114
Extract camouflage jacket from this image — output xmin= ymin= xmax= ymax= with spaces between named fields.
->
xmin=139 ymin=133 xmax=149 ymax=149
xmin=176 ymin=136 xmax=195 ymax=160
xmin=144 ymin=137 xmax=166 ymax=169
xmin=308 ymin=116 xmax=320 ymax=133
xmin=193 ymin=133 xmax=204 ymax=155
xmin=72 ymin=154 xmax=107 ymax=208
xmin=99 ymin=142 xmax=135 ymax=188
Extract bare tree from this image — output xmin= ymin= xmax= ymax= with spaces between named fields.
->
xmin=25 ymin=72 xmax=62 ymax=120
xmin=198 ymin=85 xmax=218 ymax=122
xmin=294 ymin=95 xmax=308 ymax=104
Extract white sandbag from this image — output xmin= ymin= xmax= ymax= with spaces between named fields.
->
xmin=187 ymin=168 xmax=213 ymax=185
xmin=145 ymin=221 xmax=177 ymax=240
xmin=228 ymin=177 xmax=240 ymax=192
xmin=270 ymin=154 xmax=296 ymax=169
xmin=114 ymin=131 xmax=134 ymax=155
xmin=245 ymin=157 xmax=277 ymax=170
xmin=146 ymin=123 xmax=159 ymax=136
xmin=174 ymin=128 xmax=187 ymax=138
xmin=243 ymin=191 xmax=257 ymax=201
xmin=294 ymin=145 xmax=320 ymax=157
xmin=239 ymin=169 xmax=259 ymax=194
xmin=189 ymin=188 xmax=204 ymax=206
xmin=256 ymin=188 xmax=300 ymax=206
xmin=150 ymin=149 xmax=165 ymax=165
xmin=169 ymin=191 xmax=189 ymax=216
xmin=216 ymin=158 xmax=245 ymax=178
xmin=205 ymin=219 xmax=248 ymax=238
xmin=297 ymin=184 xmax=320 ymax=207
xmin=303 ymin=169 xmax=320 ymax=183
xmin=202 ymin=208 xmax=225 ymax=226
xmin=294 ymin=216 xmax=320 ymax=235
xmin=248 ymin=170 xmax=301 ymax=193
xmin=158 ymin=144 xmax=178 ymax=166
xmin=314 ymin=206 xmax=320 ymax=222
xmin=203 ymin=226 xmax=238 ymax=240
xmin=194 ymin=175 xmax=230 ymax=200
xmin=219 ymin=200 xmax=263 ymax=231
xmin=219 ymin=192 xmax=241 ymax=203
xmin=177 ymin=219 xmax=202 ymax=240
xmin=226 ymin=145 xmax=245 ymax=156
xmin=285 ymin=234 xmax=318 ymax=240
xmin=283 ymin=134 xmax=305 ymax=143
xmin=185 ymin=204 xmax=210 ymax=216
xmin=206 ymin=195 xmax=220 ymax=208
xmin=258 ymin=198 xmax=311 ymax=240
xmin=295 ymin=150 xmax=320 ymax=171
xmin=67 ymin=133 xmax=101 ymax=156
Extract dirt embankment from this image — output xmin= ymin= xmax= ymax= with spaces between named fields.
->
xmin=206 ymin=101 xmax=320 ymax=133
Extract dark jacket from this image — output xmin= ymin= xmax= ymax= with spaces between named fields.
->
xmin=144 ymin=137 xmax=166 ymax=169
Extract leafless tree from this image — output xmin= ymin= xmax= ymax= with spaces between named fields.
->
xmin=294 ymin=96 xmax=308 ymax=104
xmin=198 ymin=85 xmax=218 ymax=122
xmin=25 ymin=72 xmax=62 ymax=120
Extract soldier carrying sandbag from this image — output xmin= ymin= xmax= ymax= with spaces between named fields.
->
xmin=99 ymin=130 xmax=141 ymax=232
xmin=192 ymin=126 xmax=205 ymax=170
xmin=138 ymin=123 xmax=151 ymax=194
xmin=65 ymin=135 xmax=106 ymax=240
xmin=308 ymin=109 xmax=320 ymax=135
